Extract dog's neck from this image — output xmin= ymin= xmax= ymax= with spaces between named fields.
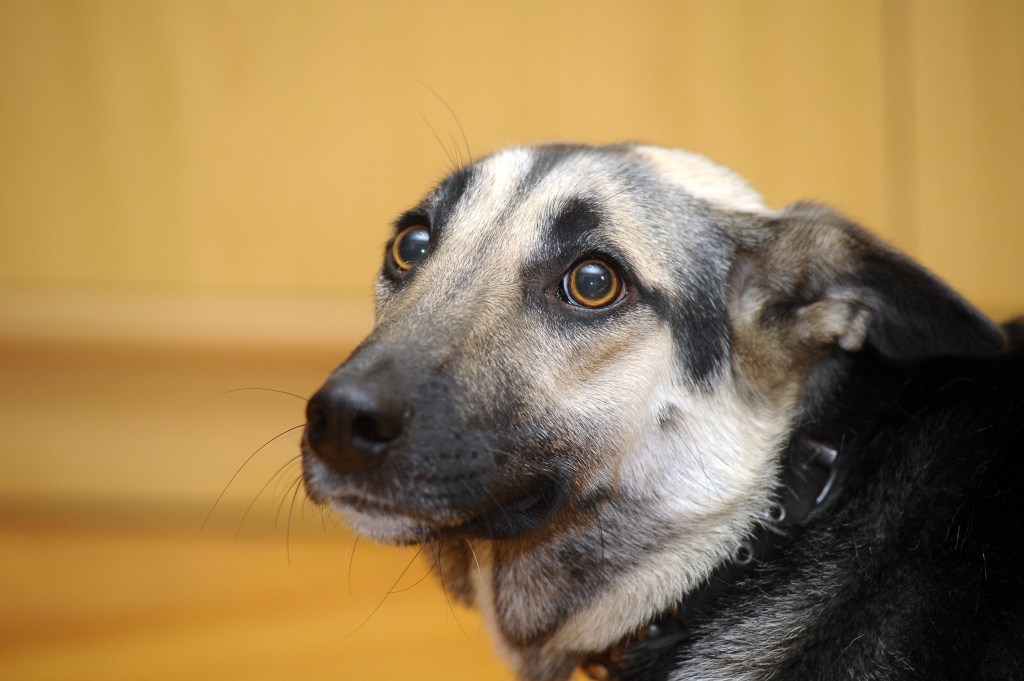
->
xmin=442 ymin=430 xmax=848 ymax=681
xmin=577 ymin=435 xmax=845 ymax=680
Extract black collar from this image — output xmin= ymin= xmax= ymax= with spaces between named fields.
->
xmin=578 ymin=436 xmax=846 ymax=681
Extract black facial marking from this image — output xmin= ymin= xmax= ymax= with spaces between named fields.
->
xmin=381 ymin=166 xmax=476 ymax=285
xmin=544 ymin=197 xmax=617 ymax=276
xmin=522 ymin=194 xmax=634 ymax=318
xmin=647 ymin=274 xmax=731 ymax=387
xmin=547 ymin=195 xmax=604 ymax=253
xmin=431 ymin=165 xmax=474 ymax=236
xmin=392 ymin=165 xmax=475 ymax=246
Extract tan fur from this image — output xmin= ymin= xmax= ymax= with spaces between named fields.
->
xmin=632 ymin=145 xmax=772 ymax=215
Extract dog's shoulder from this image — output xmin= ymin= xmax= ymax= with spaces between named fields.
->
xmin=773 ymin=332 xmax=1024 ymax=679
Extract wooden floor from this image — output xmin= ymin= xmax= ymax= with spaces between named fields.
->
xmin=0 ymin=303 xmax=526 ymax=681
xmin=1 ymin=509 xmax=517 ymax=680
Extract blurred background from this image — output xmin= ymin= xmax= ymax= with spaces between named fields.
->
xmin=1 ymin=1 xmax=1021 ymax=679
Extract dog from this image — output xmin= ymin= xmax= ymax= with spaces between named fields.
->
xmin=301 ymin=143 xmax=1024 ymax=680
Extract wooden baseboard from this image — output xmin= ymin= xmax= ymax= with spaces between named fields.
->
xmin=0 ymin=288 xmax=374 ymax=352
xmin=0 ymin=288 xmax=371 ymax=513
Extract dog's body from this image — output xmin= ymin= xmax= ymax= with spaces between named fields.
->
xmin=302 ymin=144 xmax=1024 ymax=680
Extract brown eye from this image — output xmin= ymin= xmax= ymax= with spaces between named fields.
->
xmin=391 ymin=225 xmax=431 ymax=271
xmin=563 ymin=259 xmax=623 ymax=308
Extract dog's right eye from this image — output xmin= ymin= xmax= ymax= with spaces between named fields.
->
xmin=391 ymin=225 xmax=431 ymax=271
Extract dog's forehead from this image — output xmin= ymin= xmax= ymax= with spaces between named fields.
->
xmin=413 ymin=144 xmax=768 ymax=299
xmin=431 ymin=146 xmax=616 ymax=240
xmin=427 ymin=144 xmax=769 ymax=250
xmin=469 ymin=144 xmax=767 ymax=212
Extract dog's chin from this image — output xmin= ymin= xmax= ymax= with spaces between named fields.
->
xmin=332 ymin=503 xmax=435 ymax=545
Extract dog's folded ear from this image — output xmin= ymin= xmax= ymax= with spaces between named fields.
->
xmin=728 ymin=202 xmax=1006 ymax=364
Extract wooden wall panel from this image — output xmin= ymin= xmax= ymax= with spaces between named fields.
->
xmin=2 ymin=0 xmax=1021 ymax=562
xmin=1 ymin=4 xmax=1022 ymax=680
xmin=909 ymin=0 xmax=1024 ymax=319
xmin=4 ymin=1 xmax=1020 ymax=315
xmin=1 ymin=0 xmax=889 ymax=296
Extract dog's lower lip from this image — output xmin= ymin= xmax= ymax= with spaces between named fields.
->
xmin=333 ymin=493 xmax=395 ymax=515
xmin=453 ymin=477 xmax=565 ymax=540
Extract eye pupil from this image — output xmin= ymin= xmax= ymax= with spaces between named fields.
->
xmin=566 ymin=259 xmax=622 ymax=308
xmin=575 ymin=263 xmax=612 ymax=298
xmin=392 ymin=226 xmax=430 ymax=271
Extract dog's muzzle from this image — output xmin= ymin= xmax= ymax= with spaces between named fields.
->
xmin=300 ymin=345 xmax=568 ymax=542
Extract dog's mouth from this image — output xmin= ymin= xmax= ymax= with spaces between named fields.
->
xmin=321 ymin=474 xmax=566 ymax=543
xmin=451 ymin=475 xmax=566 ymax=540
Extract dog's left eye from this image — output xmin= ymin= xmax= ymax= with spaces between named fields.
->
xmin=562 ymin=259 xmax=624 ymax=309
xmin=391 ymin=225 xmax=431 ymax=271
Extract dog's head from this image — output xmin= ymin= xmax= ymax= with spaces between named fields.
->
xmin=301 ymin=143 xmax=1003 ymax=677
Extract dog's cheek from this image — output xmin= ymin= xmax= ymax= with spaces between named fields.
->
xmin=507 ymin=311 xmax=676 ymax=494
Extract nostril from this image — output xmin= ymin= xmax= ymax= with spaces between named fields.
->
xmin=305 ymin=399 xmax=329 ymax=447
xmin=352 ymin=410 xmax=402 ymax=445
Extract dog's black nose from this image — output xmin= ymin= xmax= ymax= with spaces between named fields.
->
xmin=305 ymin=380 xmax=405 ymax=473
